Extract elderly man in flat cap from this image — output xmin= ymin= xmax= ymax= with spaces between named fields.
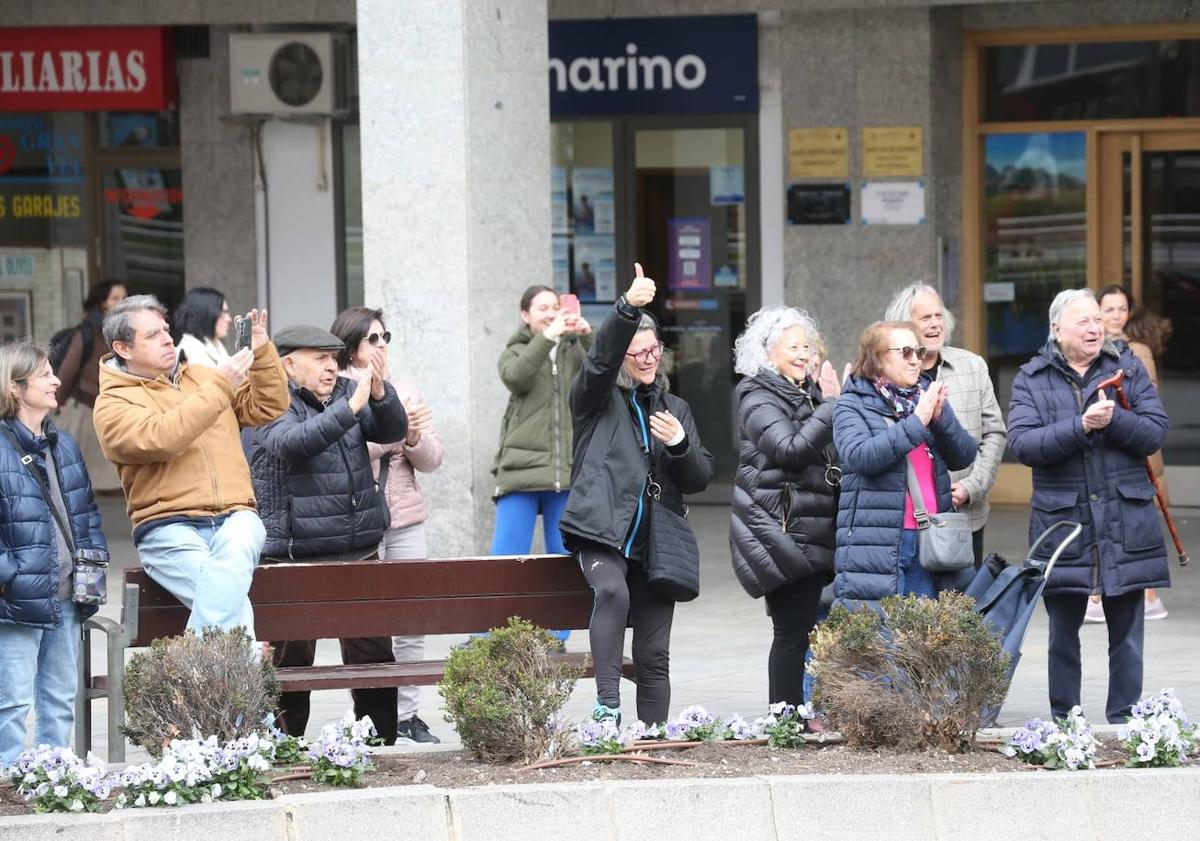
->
xmin=242 ymin=323 xmax=408 ymax=743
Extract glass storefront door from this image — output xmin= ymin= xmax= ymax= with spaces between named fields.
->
xmin=629 ymin=125 xmax=751 ymax=491
xmin=551 ymin=117 xmax=758 ymax=496
xmin=1100 ymin=130 xmax=1200 ymax=466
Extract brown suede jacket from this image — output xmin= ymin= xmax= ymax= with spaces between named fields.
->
xmin=93 ymin=343 xmax=290 ymax=531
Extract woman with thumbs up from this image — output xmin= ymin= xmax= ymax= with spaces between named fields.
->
xmin=1008 ymin=288 xmax=1169 ymax=724
xmin=559 ymin=264 xmax=713 ymax=728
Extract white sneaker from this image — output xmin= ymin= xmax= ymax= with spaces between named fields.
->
xmin=1144 ymin=596 xmax=1168 ymax=621
xmin=1084 ymin=599 xmax=1106 ymax=623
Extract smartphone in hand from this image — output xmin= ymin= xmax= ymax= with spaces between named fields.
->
xmin=559 ymin=294 xmax=581 ymax=316
xmin=234 ymin=316 xmax=252 ymax=352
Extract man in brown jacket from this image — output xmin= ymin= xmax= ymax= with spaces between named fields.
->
xmin=93 ymin=294 xmax=289 ymax=641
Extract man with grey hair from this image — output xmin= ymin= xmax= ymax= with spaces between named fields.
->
xmin=1008 ymin=288 xmax=1168 ymax=722
xmin=884 ymin=282 xmax=1006 ymax=566
xmin=93 ymin=295 xmax=290 ymax=643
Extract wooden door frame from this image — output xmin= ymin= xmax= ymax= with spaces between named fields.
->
xmin=961 ymin=23 xmax=1200 ymax=504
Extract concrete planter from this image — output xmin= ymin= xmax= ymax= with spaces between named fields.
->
xmin=3 ymin=768 xmax=1196 ymax=841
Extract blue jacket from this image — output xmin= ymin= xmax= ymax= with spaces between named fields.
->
xmin=831 ymin=376 xmax=977 ymax=607
xmin=0 ymin=417 xmax=106 ymax=628
xmin=1008 ymin=340 xmax=1169 ymax=597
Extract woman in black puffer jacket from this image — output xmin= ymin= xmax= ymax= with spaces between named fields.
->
xmin=730 ymin=308 xmax=841 ymax=708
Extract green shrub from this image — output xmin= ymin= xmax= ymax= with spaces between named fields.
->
xmin=123 ymin=628 xmax=279 ymax=756
xmin=438 ymin=617 xmax=580 ymax=764
xmin=810 ymin=592 xmax=1010 ymax=753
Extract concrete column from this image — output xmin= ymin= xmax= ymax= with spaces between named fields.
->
xmin=358 ymin=0 xmax=551 ymax=555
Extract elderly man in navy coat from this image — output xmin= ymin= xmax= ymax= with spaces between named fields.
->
xmin=1008 ymin=288 xmax=1169 ymax=723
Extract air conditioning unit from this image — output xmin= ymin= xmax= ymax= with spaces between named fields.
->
xmin=229 ymin=32 xmax=350 ymax=116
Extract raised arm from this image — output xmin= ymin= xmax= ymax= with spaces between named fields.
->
xmin=740 ymin=388 xmax=835 ymax=470
xmin=1007 ymin=371 xmax=1088 ymax=467
xmin=94 ymin=379 xmax=235 ymax=464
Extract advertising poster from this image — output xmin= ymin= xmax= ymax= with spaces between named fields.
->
xmin=552 ymin=236 xmax=570 ymax=292
xmin=709 ymin=165 xmax=744 ymax=205
xmin=667 ymin=217 xmax=711 ymax=290
xmin=573 ymin=234 xmax=616 ymax=301
xmin=571 ymin=167 xmax=614 ymax=234
xmin=551 ymin=167 xmax=569 ymax=235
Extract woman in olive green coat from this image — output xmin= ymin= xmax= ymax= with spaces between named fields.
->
xmin=491 ymin=286 xmax=592 ymax=587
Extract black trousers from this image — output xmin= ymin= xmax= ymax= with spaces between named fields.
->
xmin=272 ymin=636 xmax=398 ymax=744
xmin=577 ymin=541 xmax=675 ymax=725
xmin=266 ymin=551 xmax=398 ymax=744
xmin=763 ymin=574 xmax=825 ymax=707
xmin=972 ymin=527 xmax=985 ymax=570
xmin=1044 ymin=589 xmax=1145 ymax=723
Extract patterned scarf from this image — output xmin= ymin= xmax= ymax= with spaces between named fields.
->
xmin=874 ymin=378 xmax=921 ymax=418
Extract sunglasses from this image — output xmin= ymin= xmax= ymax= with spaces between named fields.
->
xmin=367 ymin=331 xmax=392 ymax=346
xmin=887 ymin=345 xmax=928 ymax=361
xmin=625 ymin=343 xmax=665 ymax=365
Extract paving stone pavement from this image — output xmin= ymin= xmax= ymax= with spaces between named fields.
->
xmin=77 ymin=499 xmax=1200 ymax=760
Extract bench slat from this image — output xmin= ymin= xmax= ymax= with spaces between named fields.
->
xmin=129 ymin=593 xmax=597 ymax=647
xmin=125 ymin=556 xmax=586 ymax=607
xmin=275 ymin=653 xmax=637 ymax=691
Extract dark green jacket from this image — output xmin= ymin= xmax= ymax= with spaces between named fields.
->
xmin=492 ymin=326 xmax=591 ymax=497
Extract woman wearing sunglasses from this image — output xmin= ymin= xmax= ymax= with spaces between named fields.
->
xmin=559 ymin=265 xmax=713 ymax=727
xmin=330 ymin=306 xmax=444 ymax=744
xmin=831 ymin=320 xmax=977 ymax=608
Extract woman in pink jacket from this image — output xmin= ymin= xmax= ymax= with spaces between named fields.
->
xmin=331 ymin=306 xmax=444 ymax=744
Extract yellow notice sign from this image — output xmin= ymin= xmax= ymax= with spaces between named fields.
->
xmin=863 ymin=126 xmax=923 ymax=177
xmin=788 ymin=128 xmax=848 ymax=179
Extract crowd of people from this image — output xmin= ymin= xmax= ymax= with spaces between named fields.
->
xmin=0 ymin=265 xmax=1175 ymax=761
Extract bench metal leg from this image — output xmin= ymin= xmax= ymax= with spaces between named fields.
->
xmin=104 ymin=627 xmax=126 ymax=763
xmin=75 ymin=629 xmax=92 ymax=757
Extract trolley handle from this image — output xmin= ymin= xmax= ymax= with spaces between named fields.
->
xmin=1026 ymin=521 xmax=1083 ymax=581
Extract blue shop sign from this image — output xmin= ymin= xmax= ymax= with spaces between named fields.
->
xmin=549 ymin=15 xmax=758 ymax=117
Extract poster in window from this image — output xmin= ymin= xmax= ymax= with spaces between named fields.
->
xmin=667 ymin=217 xmax=711 ymax=290
xmin=573 ymin=234 xmax=616 ymax=301
xmin=552 ymin=235 xmax=570 ymax=293
xmin=571 ymin=167 xmax=614 ymax=234
xmin=0 ymin=290 xmax=32 ymax=343
xmin=551 ymin=167 xmax=569 ymax=235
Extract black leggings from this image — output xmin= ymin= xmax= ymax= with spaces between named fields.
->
xmin=577 ymin=541 xmax=675 ymax=725
xmin=763 ymin=574 xmax=825 ymax=707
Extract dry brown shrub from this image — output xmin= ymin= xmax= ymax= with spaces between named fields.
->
xmin=809 ymin=591 xmax=1010 ymax=753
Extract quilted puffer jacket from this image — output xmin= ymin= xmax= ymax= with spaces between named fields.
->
xmin=729 ymin=370 xmax=838 ymax=598
xmin=1008 ymin=339 xmax=1169 ymax=597
xmin=831 ymin=375 xmax=977 ymax=608
xmin=243 ymin=377 xmax=407 ymax=559
xmin=0 ymin=417 xmax=106 ymax=628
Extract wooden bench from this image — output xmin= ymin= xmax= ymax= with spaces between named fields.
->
xmin=77 ymin=554 xmax=633 ymax=761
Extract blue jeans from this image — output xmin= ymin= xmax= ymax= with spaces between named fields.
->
xmin=490 ymin=490 xmax=570 ymax=642
xmin=0 ymin=601 xmax=83 ymax=764
xmin=136 ymin=510 xmax=265 ymax=641
xmin=897 ymin=528 xmax=938 ymax=599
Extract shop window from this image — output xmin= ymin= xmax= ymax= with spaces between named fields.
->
xmin=100 ymin=111 xmax=180 ymax=149
xmin=551 ymin=121 xmax=616 ymax=319
xmin=983 ymin=131 xmax=1087 ymax=450
xmin=101 ymin=167 xmax=184 ymax=311
xmin=983 ymin=40 xmax=1200 ymax=121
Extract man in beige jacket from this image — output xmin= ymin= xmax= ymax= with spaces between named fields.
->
xmin=885 ymin=282 xmax=1008 ymax=567
xmin=93 ymin=294 xmax=289 ymax=640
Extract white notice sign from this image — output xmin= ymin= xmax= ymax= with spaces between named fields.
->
xmin=861 ymin=181 xmax=925 ymax=225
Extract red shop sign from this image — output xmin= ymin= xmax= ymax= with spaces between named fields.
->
xmin=0 ymin=26 xmax=176 ymax=111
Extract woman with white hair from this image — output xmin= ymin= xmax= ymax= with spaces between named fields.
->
xmin=1008 ymin=288 xmax=1168 ymax=723
xmin=729 ymin=308 xmax=842 ymax=711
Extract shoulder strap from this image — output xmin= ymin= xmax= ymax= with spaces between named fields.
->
xmin=882 ymin=417 xmax=930 ymax=529
xmin=0 ymin=423 xmax=77 ymax=554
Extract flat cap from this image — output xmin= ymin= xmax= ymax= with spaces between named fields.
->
xmin=273 ymin=324 xmax=345 ymax=357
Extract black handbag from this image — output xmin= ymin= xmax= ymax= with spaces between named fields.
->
xmin=646 ymin=478 xmax=701 ymax=602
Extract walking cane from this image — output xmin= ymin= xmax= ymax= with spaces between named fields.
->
xmin=1094 ymin=369 xmax=1190 ymax=566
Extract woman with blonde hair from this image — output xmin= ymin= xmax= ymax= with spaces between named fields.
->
xmin=1 ymin=341 xmax=107 ymax=763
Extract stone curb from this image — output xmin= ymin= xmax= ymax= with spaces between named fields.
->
xmin=3 ymin=767 xmax=1198 ymax=841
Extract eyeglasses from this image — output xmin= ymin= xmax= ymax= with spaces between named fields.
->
xmin=367 ymin=331 xmax=392 ymax=346
xmin=625 ymin=343 xmax=665 ymax=365
xmin=887 ymin=345 xmax=928 ymax=361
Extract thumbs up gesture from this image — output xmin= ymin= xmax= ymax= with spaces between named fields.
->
xmin=625 ymin=262 xmax=657 ymax=308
